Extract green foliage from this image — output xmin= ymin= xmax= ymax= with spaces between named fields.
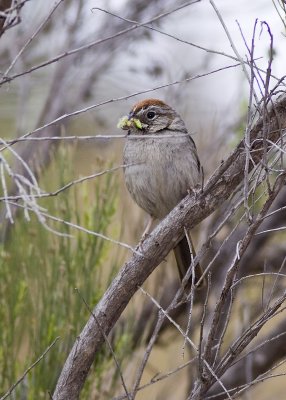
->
xmin=0 ymin=146 xmax=123 ymax=398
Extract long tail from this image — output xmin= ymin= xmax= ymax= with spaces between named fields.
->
xmin=173 ymin=233 xmax=204 ymax=289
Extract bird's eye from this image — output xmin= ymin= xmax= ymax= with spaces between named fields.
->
xmin=146 ymin=111 xmax=156 ymax=119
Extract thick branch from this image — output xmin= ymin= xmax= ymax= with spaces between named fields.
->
xmin=53 ymin=95 xmax=286 ymax=399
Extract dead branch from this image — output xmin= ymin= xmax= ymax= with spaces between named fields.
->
xmin=0 ymin=337 xmax=60 ymax=400
xmin=0 ymin=0 xmax=197 ymax=239
xmin=190 ymin=174 xmax=286 ymax=399
xmin=53 ymin=94 xmax=286 ymax=399
xmin=207 ymin=317 xmax=286 ymax=399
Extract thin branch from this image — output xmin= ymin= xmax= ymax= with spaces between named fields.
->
xmin=0 ymin=163 xmax=131 ymax=201
xmin=3 ymin=0 xmax=65 ymax=77
xmin=114 ymin=357 xmax=197 ymax=400
xmin=8 ymin=200 xmax=140 ymax=254
xmin=0 ymin=61 xmax=243 ymax=153
xmin=0 ymin=337 xmax=60 ymax=400
xmin=52 ymin=94 xmax=286 ymax=399
xmin=209 ymin=0 xmax=259 ymax=105
xmin=0 ymin=0 xmax=201 ymax=85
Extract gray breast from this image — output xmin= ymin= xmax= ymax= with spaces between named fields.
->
xmin=123 ymin=136 xmax=201 ymax=219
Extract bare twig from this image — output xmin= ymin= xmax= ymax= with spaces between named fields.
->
xmin=52 ymin=93 xmax=286 ymax=399
xmin=0 ymin=163 xmax=131 ymax=201
xmin=3 ymin=0 xmax=65 ymax=77
xmin=7 ymin=200 xmax=140 ymax=254
xmin=0 ymin=337 xmax=60 ymax=400
xmin=0 ymin=61 xmax=243 ymax=154
xmin=0 ymin=0 xmax=200 ymax=86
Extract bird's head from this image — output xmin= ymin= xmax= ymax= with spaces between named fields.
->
xmin=117 ymin=98 xmax=186 ymax=135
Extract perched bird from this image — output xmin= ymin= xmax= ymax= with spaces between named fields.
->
xmin=118 ymin=98 xmax=203 ymax=289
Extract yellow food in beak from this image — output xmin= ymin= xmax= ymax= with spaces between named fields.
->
xmin=117 ymin=116 xmax=143 ymax=130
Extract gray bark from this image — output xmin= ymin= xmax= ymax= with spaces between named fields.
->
xmin=53 ymin=95 xmax=286 ymax=399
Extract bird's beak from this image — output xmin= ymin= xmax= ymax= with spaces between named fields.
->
xmin=117 ymin=115 xmax=143 ymax=130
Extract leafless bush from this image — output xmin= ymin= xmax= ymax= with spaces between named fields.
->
xmin=1 ymin=1 xmax=286 ymax=399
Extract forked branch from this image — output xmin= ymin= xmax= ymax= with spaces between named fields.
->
xmin=53 ymin=93 xmax=286 ymax=399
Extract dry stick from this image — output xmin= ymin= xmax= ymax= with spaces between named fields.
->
xmin=243 ymin=20 xmax=258 ymax=223
xmin=198 ymin=122 xmax=286 ymax=278
xmin=205 ymin=363 xmax=286 ymax=400
xmin=2 ymin=8 xmax=34 ymax=35
xmin=182 ymin=227 xmax=196 ymax=357
xmin=202 ymin=180 xmax=277 ymax=364
xmin=3 ymin=0 xmax=279 ymax=87
xmin=0 ymin=161 xmax=13 ymax=222
xmin=0 ymin=61 xmax=242 ymax=153
xmin=209 ymin=0 xmax=259 ymax=105
xmin=0 ymin=337 xmax=60 ymax=400
xmin=7 ymin=200 xmax=139 ymax=254
xmin=193 ymin=193 xmax=247 ymax=287
xmin=198 ymin=273 xmax=211 ymax=382
xmin=195 ymin=165 xmax=274 ymax=285
xmin=0 ymin=0 xmax=11 ymax=33
xmin=194 ymin=174 xmax=286 ymax=399
xmin=1 ymin=133 xmax=190 ymax=145
xmin=0 ymin=163 xmax=132 ymax=201
xmin=129 ymin=293 xmax=172 ymax=399
xmin=207 ymin=313 xmax=286 ymax=397
xmin=218 ymin=314 xmax=286 ymax=394
xmin=0 ymin=0 xmax=200 ymax=85
xmin=256 ymin=225 xmax=286 ymax=235
xmin=231 ymin=366 xmax=286 ymax=400
xmin=266 ymin=256 xmax=286 ymax=309
xmin=272 ymin=0 xmax=286 ymax=31
xmin=230 ymin=329 xmax=286 ymax=370
xmin=231 ymin=272 xmax=286 ymax=290
xmin=93 ymin=5 xmax=261 ymax=68
xmin=0 ymin=155 xmax=46 ymax=227
xmin=75 ymin=289 xmax=131 ymax=400
xmin=261 ymin=22 xmax=275 ymax=195
xmin=203 ymin=285 xmax=286 ymax=397
xmin=236 ymin=20 xmax=265 ymax=101
xmin=217 ymin=265 xmax=286 ymax=377
xmin=261 ymin=203 xmax=286 ymax=221
xmin=128 ymin=284 xmax=200 ymax=399
xmin=113 ymin=357 xmax=197 ymax=400
xmin=262 ymin=261 xmax=268 ymax=312
xmin=52 ymin=95 xmax=286 ymax=399
xmin=2 ymin=134 xmax=125 ymax=144
xmin=136 ymin=288 xmax=232 ymax=400
xmin=3 ymin=0 xmax=64 ymax=77
xmin=212 ymin=285 xmax=234 ymax=367
xmin=0 ymin=137 xmax=41 ymax=193
xmin=195 ymin=208 xmax=245 ymax=287
xmin=128 ymin=286 xmax=192 ymax=399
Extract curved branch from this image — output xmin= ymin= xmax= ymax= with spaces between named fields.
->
xmin=53 ymin=94 xmax=286 ymax=399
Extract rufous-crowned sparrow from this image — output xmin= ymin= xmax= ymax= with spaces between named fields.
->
xmin=118 ymin=98 xmax=203 ymax=288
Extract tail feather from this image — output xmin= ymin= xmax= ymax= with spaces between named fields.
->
xmin=173 ymin=234 xmax=204 ymax=289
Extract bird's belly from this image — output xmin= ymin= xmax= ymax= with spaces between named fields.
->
xmin=124 ymin=141 xmax=198 ymax=219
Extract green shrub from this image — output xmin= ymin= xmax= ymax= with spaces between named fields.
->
xmin=0 ymin=146 xmax=121 ymax=398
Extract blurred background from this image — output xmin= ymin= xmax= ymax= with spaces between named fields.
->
xmin=0 ymin=0 xmax=285 ymax=398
